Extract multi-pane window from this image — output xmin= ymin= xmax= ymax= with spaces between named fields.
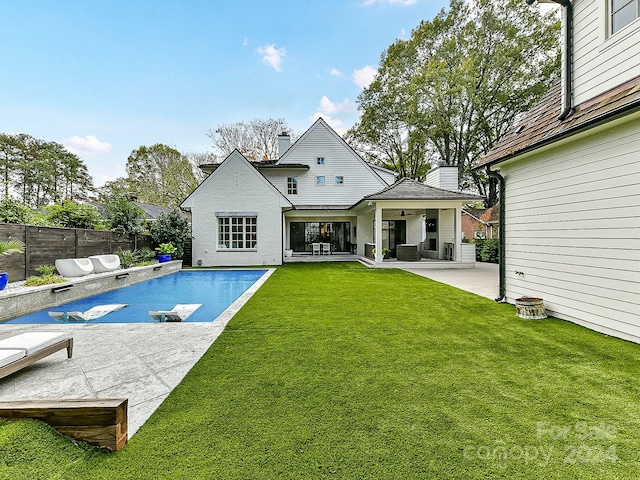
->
xmin=316 ymin=176 xmax=325 ymax=185
xmin=218 ymin=216 xmax=257 ymax=249
xmin=316 ymin=157 xmax=325 ymax=165
xmin=612 ymin=0 xmax=639 ymax=34
xmin=287 ymin=176 xmax=298 ymax=194
xmin=335 ymin=176 xmax=344 ymax=185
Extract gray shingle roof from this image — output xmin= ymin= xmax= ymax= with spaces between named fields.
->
xmin=359 ymin=178 xmax=483 ymax=202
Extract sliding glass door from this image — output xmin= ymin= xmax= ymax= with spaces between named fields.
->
xmin=290 ymin=222 xmax=351 ymax=253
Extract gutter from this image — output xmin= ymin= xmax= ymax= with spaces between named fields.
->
xmin=485 ymin=168 xmax=506 ymax=302
xmin=481 ymin=99 xmax=640 ymax=169
xmin=527 ymin=0 xmax=573 ymax=120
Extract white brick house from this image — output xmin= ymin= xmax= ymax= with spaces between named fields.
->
xmin=182 ymin=118 xmax=481 ymax=267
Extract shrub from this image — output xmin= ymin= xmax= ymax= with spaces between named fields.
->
xmin=480 ymin=237 xmax=500 ymax=263
xmin=24 ymin=276 xmax=66 ymax=286
xmin=35 ymin=265 xmax=56 ymax=276
xmin=116 ymin=249 xmax=140 ymax=268
xmin=150 ymin=209 xmax=190 ymax=258
xmin=105 ymin=196 xmax=146 ymax=234
xmin=25 ymin=264 xmax=66 ymax=286
xmin=474 ymin=239 xmax=486 ymax=261
xmin=138 ymin=247 xmax=156 ymax=262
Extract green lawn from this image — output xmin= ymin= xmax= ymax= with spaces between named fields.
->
xmin=1 ymin=263 xmax=639 ymax=479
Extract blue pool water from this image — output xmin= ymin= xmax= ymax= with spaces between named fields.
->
xmin=5 ymin=270 xmax=268 ymax=324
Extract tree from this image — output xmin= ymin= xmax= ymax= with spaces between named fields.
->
xmin=0 ymin=195 xmax=37 ymax=224
xmin=44 ymin=200 xmax=104 ymax=229
xmin=150 ymin=209 xmax=190 ymax=259
xmin=349 ymin=0 xmax=560 ymax=205
xmin=105 ymin=196 xmax=146 ymax=235
xmin=208 ymin=118 xmax=294 ymax=161
xmin=0 ymin=133 xmax=94 ymax=205
xmin=184 ymin=151 xmax=217 ymax=184
xmin=126 ymin=144 xmax=198 ymax=208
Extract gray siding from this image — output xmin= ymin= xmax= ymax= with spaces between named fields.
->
xmin=263 ymin=119 xmax=388 ymax=206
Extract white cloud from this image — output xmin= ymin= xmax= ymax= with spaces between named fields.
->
xmin=318 ymin=95 xmax=356 ymax=115
xmin=352 ymin=65 xmax=377 ymax=89
xmin=330 ymin=67 xmax=343 ymax=77
xmin=243 ymin=38 xmax=248 ymax=46
xmin=62 ymin=135 xmax=112 ymax=156
xmin=310 ymin=95 xmax=357 ymax=136
xmin=257 ymin=44 xmax=286 ymax=72
xmin=362 ymin=0 xmax=417 ymax=5
xmin=309 ymin=112 xmax=346 ymax=135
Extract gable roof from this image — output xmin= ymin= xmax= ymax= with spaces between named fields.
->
xmin=180 ymin=149 xmax=292 ymax=210
xmin=276 ymin=117 xmax=391 ymax=187
xmin=479 ymin=75 xmax=640 ymax=167
xmin=354 ymin=178 xmax=483 ymax=206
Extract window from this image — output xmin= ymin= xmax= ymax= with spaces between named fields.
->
xmin=335 ymin=176 xmax=344 ymax=185
xmin=316 ymin=157 xmax=325 ymax=165
xmin=287 ymin=176 xmax=298 ymax=194
xmin=217 ymin=216 xmax=257 ymax=249
xmin=612 ymin=0 xmax=639 ymax=33
xmin=316 ymin=176 xmax=325 ymax=185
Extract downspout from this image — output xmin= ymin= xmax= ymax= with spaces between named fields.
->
xmin=527 ymin=0 xmax=573 ymax=120
xmin=486 ymin=167 xmax=506 ymax=302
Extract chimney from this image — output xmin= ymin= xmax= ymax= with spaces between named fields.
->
xmin=278 ymin=132 xmax=290 ymax=158
xmin=425 ymin=161 xmax=458 ymax=191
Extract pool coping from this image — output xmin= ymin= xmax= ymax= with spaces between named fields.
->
xmin=209 ymin=268 xmax=275 ymax=327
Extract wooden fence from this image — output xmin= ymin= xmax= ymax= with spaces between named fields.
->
xmin=0 ymin=224 xmax=155 ymax=281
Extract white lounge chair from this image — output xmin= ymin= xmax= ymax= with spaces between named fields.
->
xmin=149 ymin=304 xmax=202 ymax=322
xmin=0 ymin=332 xmax=73 ymax=379
xmin=48 ymin=304 xmax=128 ymax=322
xmin=322 ymin=242 xmax=331 ymax=255
xmin=88 ymin=254 xmax=121 ymax=273
xmin=312 ymin=243 xmax=321 ymax=255
xmin=55 ymin=258 xmax=94 ymax=277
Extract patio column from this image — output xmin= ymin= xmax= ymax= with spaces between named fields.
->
xmin=375 ymin=205 xmax=383 ymax=263
xmin=454 ymin=206 xmax=462 ymax=261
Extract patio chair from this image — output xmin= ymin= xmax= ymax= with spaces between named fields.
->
xmin=48 ymin=304 xmax=128 ymax=322
xmin=322 ymin=243 xmax=331 ymax=255
xmin=55 ymin=258 xmax=94 ymax=277
xmin=149 ymin=304 xmax=202 ymax=322
xmin=0 ymin=332 xmax=73 ymax=380
xmin=88 ymin=254 xmax=121 ymax=273
xmin=312 ymin=243 xmax=321 ymax=255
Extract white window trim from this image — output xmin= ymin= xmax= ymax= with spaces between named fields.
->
xmin=316 ymin=157 xmax=325 ymax=165
xmin=335 ymin=175 xmax=344 ymax=185
xmin=610 ymin=0 xmax=640 ymax=36
xmin=287 ymin=176 xmax=298 ymax=195
xmin=216 ymin=215 xmax=258 ymax=251
xmin=316 ymin=176 xmax=326 ymax=186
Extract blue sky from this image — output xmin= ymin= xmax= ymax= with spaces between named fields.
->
xmin=0 ymin=0 xmax=454 ymax=187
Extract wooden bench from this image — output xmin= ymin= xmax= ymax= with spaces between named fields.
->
xmin=0 ymin=398 xmax=128 ymax=451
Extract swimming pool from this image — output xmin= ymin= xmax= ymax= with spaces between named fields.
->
xmin=4 ymin=270 xmax=268 ymax=324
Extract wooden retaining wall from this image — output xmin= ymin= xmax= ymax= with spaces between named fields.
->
xmin=0 ymin=224 xmax=153 ymax=281
xmin=0 ymin=398 xmax=128 ymax=451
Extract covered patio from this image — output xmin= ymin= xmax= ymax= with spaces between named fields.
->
xmin=350 ymin=179 xmax=484 ymax=268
